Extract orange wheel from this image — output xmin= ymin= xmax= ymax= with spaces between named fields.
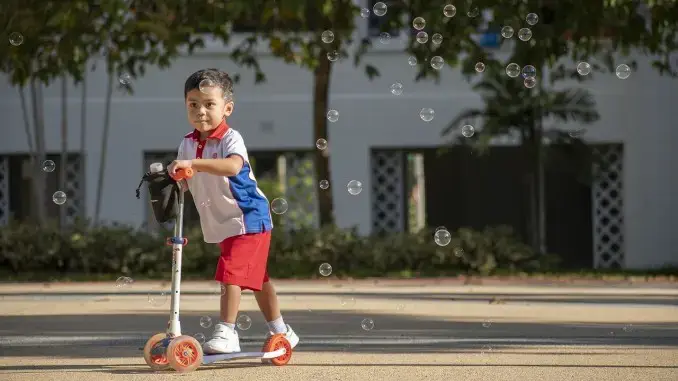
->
xmin=262 ymin=333 xmax=292 ymax=366
xmin=166 ymin=335 xmax=203 ymax=373
xmin=143 ymin=332 xmax=170 ymax=371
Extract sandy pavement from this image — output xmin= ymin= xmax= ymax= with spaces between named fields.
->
xmin=0 ymin=279 xmax=676 ymax=381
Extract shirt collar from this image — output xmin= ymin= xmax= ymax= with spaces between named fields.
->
xmin=184 ymin=119 xmax=230 ymax=141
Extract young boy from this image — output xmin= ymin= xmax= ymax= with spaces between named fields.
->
xmin=168 ymin=68 xmax=299 ymax=354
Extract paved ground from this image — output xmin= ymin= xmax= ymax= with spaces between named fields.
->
xmin=0 ymin=279 xmax=677 ymax=381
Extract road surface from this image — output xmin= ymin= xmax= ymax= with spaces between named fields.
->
xmin=0 ymin=279 xmax=677 ymax=380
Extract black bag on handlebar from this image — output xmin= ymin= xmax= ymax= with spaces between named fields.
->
xmin=135 ymin=166 xmax=180 ymax=223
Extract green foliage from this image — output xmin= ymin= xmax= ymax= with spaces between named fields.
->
xmin=0 ymin=221 xmax=558 ymax=280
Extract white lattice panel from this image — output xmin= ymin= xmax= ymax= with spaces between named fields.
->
xmin=592 ymin=145 xmax=625 ymax=269
xmin=282 ymin=152 xmax=318 ymax=229
xmin=63 ymin=154 xmax=84 ymax=225
xmin=0 ymin=156 xmax=8 ymax=225
xmin=371 ymin=150 xmax=406 ymax=233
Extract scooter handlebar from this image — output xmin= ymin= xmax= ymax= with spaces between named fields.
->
xmin=170 ymin=168 xmax=194 ymax=181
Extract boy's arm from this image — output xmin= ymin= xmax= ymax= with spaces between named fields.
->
xmin=191 ymin=132 xmax=248 ymax=177
xmin=191 ymin=156 xmax=243 ymax=177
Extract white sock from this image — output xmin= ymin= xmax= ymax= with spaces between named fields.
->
xmin=222 ymin=322 xmax=236 ymax=331
xmin=266 ymin=316 xmax=287 ymax=334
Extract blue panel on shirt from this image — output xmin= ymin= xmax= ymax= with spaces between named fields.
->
xmin=227 ymin=163 xmax=273 ymax=233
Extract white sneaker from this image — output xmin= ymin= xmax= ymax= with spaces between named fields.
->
xmin=202 ymin=323 xmax=241 ymax=354
xmin=264 ymin=324 xmax=299 ymax=349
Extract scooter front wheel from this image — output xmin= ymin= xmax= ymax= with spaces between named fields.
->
xmin=166 ymin=335 xmax=203 ymax=373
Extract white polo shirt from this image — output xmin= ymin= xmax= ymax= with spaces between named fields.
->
xmin=177 ymin=121 xmax=273 ymax=243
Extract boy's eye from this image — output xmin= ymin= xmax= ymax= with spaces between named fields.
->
xmin=207 ymin=103 xmax=215 ymax=107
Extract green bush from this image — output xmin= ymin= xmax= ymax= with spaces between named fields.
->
xmin=0 ymin=220 xmax=558 ymax=280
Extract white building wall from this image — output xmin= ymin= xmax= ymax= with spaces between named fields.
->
xmin=0 ymin=27 xmax=676 ymax=269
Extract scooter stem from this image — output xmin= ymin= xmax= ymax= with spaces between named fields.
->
xmin=167 ymin=189 xmax=185 ymax=337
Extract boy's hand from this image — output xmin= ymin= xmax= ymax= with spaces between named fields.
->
xmin=168 ymin=160 xmax=192 ymax=176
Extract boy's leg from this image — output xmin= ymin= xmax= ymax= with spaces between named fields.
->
xmin=220 ymin=284 xmax=242 ymax=323
xmin=254 ymin=280 xmax=281 ymax=322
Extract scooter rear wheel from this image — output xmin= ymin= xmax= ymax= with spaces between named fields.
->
xmin=143 ymin=332 xmax=170 ymax=371
xmin=262 ymin=333 xmax=292 ymax=366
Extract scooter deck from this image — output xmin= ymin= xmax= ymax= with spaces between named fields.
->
xmin=203 ymin=348 xmax=287 ymax=364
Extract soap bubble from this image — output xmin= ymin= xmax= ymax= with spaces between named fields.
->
xmin=347 ymin=180 xmax=363 ymax=195
xmin=615 ymin=64 xmax=631 ymax=79
xmin=52 ymin=191 xmax=67 ymax=205
xmin=461 ymin=125 xmax=475 ymax=137
xmin=236 ymin=314 xmax=252 ymax=330
xmin=271 ymin=198 xmax=289 ymax=214
xmin=316 ymin=138 xmax=328 ymax=150
xmin=524 ymin=77 xmax=537 ymax=88
xmin=577 ymin=62 xmax=592 ymax=76
xmin=518 ymin=28 xmax=532 ymax=41
xmin=443 ymin=5 xmax=457 ymax=17
xmin=506 ymin=63 xmax=521 ymax=78
xmin=361 ymin=318 xmax=375 ymax=330
xmin=360 ymin=8 xmax=370 ymax=18
xmin=430 ymin=56 xmax=444 ymax=70
xmin=327 ymin=109 xmax=339 ymax=122
xmin=379 ymin=32 xmax=391 ymax=44
xmin=327 ymin=50 xmax=339 ymax=62
xmin=416 ymin=31 xmax=428 ymax=44
xmin=408 ymin=56 xmax=418 ymax=66
xmin=522 ymin=65 xmax=537 ymax=79
xmin=475 ymin=62 xmax=485 ymax=73
xmin=199 ymin=316 xmax=212 ymax=328
xmin=526 ymin=13 xmax=539 ymax=26
xmin=390 ymin=82 xmax=403 ymax=95
xmin=373 ymin=2 xmax=387 ymax=16
xmin=115 ymin=276 xmax=134 ymax=288
xmin=319 ymin=180 xmax=330 ymax=189
xmin=321 ymin=30 xmax=334 ymax=43
xmin=199 ymin=79 xmax=215 ymax=93
xmin=9 ymin=32 xmax=24 ymax=46
xmin=434 ymin=229 xmax=451 ymax=246
xmin=42 ymin=160 xmax=55 ymax=172
xmin=431 ymin=33 xmax=443 ymax=45
xmin=319 ymin=263 xmax=333 ymax=276
xmin=193 ymin=333 xmax=206 ymax=344
xmin=413 ymin=17 xmax=426 ymax=30
xmin=148 ymin=291 xmax=168 ymax=307
xmin=420 ymin=108 xmax=435 ymax=122
xmin=501 ymin=26 xmax=514 ymax=39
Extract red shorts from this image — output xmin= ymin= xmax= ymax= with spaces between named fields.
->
xmin=214 ymin=231 xmax=271 ymax=291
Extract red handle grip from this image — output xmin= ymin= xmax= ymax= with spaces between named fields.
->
xmin=171 ymin=167 xmax=194 ymax=181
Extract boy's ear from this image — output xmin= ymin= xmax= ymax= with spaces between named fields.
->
xmin=224 ymin=101 xmax=234 ymax=116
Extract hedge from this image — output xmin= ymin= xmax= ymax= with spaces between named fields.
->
xmin=0 ymin=221 xmax=560 ymax=280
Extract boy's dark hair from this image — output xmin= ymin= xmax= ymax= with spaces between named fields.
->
xmin=184 ymin=68 xmax=234 ymax=100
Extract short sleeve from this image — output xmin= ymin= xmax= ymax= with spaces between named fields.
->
xmin=222 ymin=131 xmax=249 ymax=162
xmin=176 ymin=139 xmax=185 ymax=160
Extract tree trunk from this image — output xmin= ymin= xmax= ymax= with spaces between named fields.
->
xmin=29 ymin=80 xmax=47 ymax=224
xmin=79 ymin=69 xmax=88 ymax=223
xmin=94 ymin=70 xmax=114 ymax=225
xmin=312 ymin=54 xmax=334 ymax=226
xmin=526 ymin=121 xmax=547 ymax=255
xmin=59 ymin=75 xmax=68 ymax=228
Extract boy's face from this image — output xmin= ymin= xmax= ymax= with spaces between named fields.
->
xmin=185 ymin=86 xmax=233 ymax=135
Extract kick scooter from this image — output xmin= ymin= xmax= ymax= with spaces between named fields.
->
xmin=140 ymin=167 xmax=293 ymax=372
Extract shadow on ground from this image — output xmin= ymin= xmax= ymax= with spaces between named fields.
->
xmin=2 ymin=291 xmax=678 ymax=306
xmin=1 ymin=309 xmax=676 ymax=360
